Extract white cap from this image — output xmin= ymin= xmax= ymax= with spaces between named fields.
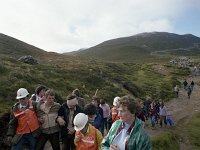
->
xmin=113 ymin=96 xmax=120 ymax=106
xmin=73 ymin=113 xmax=88 ymax=131
xmin=16 ymin=88 xmax=29 ymax=99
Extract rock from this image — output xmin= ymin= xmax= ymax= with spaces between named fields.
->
xmin=18 ymin=55 xmax=38 ymax=65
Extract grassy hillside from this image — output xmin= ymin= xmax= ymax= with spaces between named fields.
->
xmin=72 ymin=32 xmax=200 ymax=62
xmin=0 ymin=54 xmax=188 ymax=114
xmin=0 ymin=32 xmax=193 ymax=114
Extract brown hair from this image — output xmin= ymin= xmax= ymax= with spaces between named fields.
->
xmin=45 ymin=89 xmax=55 ymax=96
xmin=119 ymin=95 xmax=137 ymax=114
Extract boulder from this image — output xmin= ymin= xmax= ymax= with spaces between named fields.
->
xmin=18 ymin=55 xmax=38 ymax=65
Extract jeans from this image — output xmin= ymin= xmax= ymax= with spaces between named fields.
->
xmin=62 ymin=133 xmax=76 ymax=150
xmin=11 ymin=133 xmax=37 ymax=150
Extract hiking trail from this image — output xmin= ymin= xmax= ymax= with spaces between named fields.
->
xmin=146 ymin=76 xmax=200 ymax=149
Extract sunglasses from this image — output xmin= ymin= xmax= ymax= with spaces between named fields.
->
xmin=19 ymin=97 xmax=26 ymax=101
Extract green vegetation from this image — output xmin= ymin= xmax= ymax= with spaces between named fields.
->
xmin=152 ymin=132 xmax=179 ymax=150
xmin=184 ymin=113 xmax=200 ymax=149
xmin=0 ymin=55 xmax=188 ymax=114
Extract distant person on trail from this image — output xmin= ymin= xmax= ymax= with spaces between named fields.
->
xmin=183 ymin=79 xmax=188 ymax=90
xmin=36 ymin=89 xmax=61 ymax=150
xmin=74 ymin=113 xmax=103 ymax=150
xmin=190 ymin=80 xmax=195 ymax=91
xmin=31 ymin=85 xmax=47 ymax=102
xmin=149 ymin=101 xmax=156 ymax=129
xmin=187 ymin=86 xmax=192 ymax=100
xmin=143 ymin=96 xmax=151 ymax=120
xmin=159 ymin=102 xmax=167 ymax=128
xmin=7 ymin=88 xmax=41 ymax=150
xmin=101 ymin=95 xmax=151 ymax=150
xmin=174 ymin=85 xmax=179 ymax=98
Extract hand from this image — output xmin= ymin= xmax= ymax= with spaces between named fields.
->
xmin=74 ymin=135 xmax=82 ymax=142
xmin=110 ymin=144 xmax=120 ymax=150
xmin=57 ymin=117 xmax=66 ymax=126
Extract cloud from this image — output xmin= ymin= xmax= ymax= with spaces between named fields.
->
xmin=0 ymin=0 xmax=199 ymax=53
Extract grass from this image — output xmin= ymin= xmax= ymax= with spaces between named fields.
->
xmin=184 ymin=113 xmax=200 ymax=149
xmin=0 ymin=54 xmax=191 ymax=113
xmin=152 ymin=132 xmax=179 ymax=150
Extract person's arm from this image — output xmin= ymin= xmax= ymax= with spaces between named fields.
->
xmin=7 ymin=110 xmax=17 ymax=137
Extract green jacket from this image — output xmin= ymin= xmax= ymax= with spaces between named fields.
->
xmin=101 ymin=118 xmax=152 ymax=150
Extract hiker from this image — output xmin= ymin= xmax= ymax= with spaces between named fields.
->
xmin=36 ymin=89 xmax=61 ymax=150
xmin=187 ymin=86 xmax=192 ymax=99
xmin=149 ymin=101 xmax=157 ymax=129
xmin=57 ymin=94 xmax=83 ymax=150
xmin=100 ymin=99 xmax=110 ymax=135
xmin=31 ymin=85 xmax=47 ymax=102
xmin=92 ymin=96 xmax=104 ymax=135
xmin=72 ymin=88 xmax=85 ymax=109
xmin=174 ymin=85 xmax=179 ymax=98
xmin=183 ymin=79 xmax=188 ymax=90
xmin=143 ymin=96 xmax=151 ymax=120
xmin=136 ymin=99 xmax=145 ymax=122
xmin=74 ymin=113 xmax=103 ymax=150
xmin=190 ymin=80 xmax=195 ymax=91
xmin=111 ymin=96 xmax=121 ymax=122
xmin=159 ymin=102 xmax=167 ymax=128
xmin=84 ymin=103 xmax=102 ymax=130
xmin=107 ymin=96 xmax=121 ymax=130
xmin=7 ymin=88 xmax=41 ymax=150
xmin=101 ymin=95 xmax=151 ymax=150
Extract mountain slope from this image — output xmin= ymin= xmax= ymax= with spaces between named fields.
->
xmin=73 ymin=32 xmax=200 ymax=62
xmin=0 ymin=33 xmax=71 ymax=63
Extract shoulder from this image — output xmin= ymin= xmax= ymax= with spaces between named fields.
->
xmin=12 ymin=102 xmax=20 ymax=111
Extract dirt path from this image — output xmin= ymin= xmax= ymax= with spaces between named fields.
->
xmin=146 ymin=76 xmax=200 ymax=149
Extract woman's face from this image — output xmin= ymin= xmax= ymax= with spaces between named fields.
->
xmin=118 ymin=106 xmax=134 ymax=123
xmin=39 ymin=89 xmax=46 ymax=97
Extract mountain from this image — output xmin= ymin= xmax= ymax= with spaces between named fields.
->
xmin=0 ymin=33 xmax=71 ymax=63
xmin=72 ymin=32 xmax=200 ymax=62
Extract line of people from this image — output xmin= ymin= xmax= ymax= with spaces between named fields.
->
xmin=6 ymin=86 xmax=152 ymax=150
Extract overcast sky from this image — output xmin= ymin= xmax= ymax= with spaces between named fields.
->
xmin=0 ymin=0 xmax=200 ymax=53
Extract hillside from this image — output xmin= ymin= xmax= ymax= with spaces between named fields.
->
xmin=0 ymin=33 xmax=70 ymax=64
xmin=71 ymin=32 xmax=200 ymax=62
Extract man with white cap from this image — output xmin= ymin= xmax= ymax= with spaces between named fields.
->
xmin=6 ymin=88 xmax=41 ymax=150
xmin=57 ymin=94 xmax=83 ymax=150
xmin=74 ymin=113 xmax=103 ymax=150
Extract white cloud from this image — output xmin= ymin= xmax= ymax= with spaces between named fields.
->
xmin=0 ymin=0 xmax=199 ymax=53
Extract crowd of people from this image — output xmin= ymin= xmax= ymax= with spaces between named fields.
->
xmin=6 ymin=85 xmax=153 ymax=150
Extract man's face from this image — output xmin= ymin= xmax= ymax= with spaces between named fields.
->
xmin=118 ymin=106 xmax=134 ymax=123
xmin=68 ymin=104 xmax=76 ymax=110
xmin=19 ymin=97 xmax=28 ymax=106
xmin=92 ymin=100 xmax=98 ymax=107
xmin=88 ymin=114 xmax=96 ymax=123
xmin=46 ymin=95 xmax=54 ymax=103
